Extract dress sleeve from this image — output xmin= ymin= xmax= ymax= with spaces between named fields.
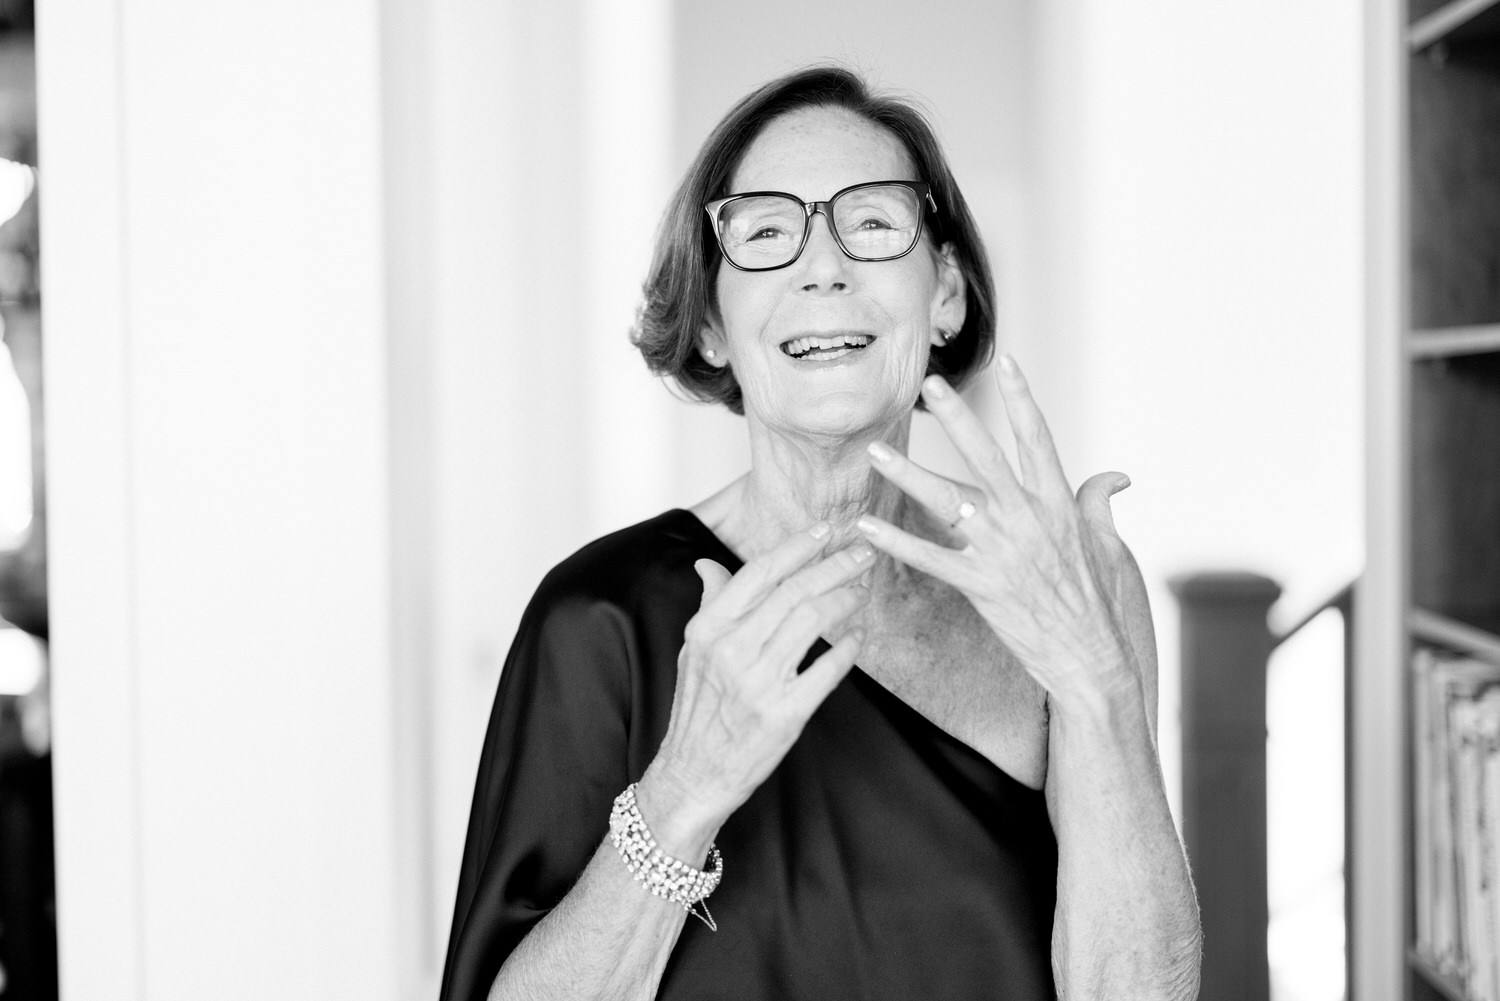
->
xmin=438 ymin=580 xmax=638 ymax=1001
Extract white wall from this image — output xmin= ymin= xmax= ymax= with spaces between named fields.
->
xmin=1031 ymin=1 xmax=1363 ymax=599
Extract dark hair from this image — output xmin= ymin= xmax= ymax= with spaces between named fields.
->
xmin=631 ymin=66 xmax=997 ymax=416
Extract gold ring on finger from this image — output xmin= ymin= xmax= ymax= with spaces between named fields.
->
xmin=949 ymin=500 xmax=978 ymax=529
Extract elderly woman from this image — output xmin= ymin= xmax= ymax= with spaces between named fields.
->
xmin=440 ymin=66 xmax=1200 ymax=1000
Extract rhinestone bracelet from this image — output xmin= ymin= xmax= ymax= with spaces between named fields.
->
xmin=607 ymin=783 xmax=723 ymax=931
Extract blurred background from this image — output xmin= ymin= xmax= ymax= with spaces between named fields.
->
xmin=1 ymin=0 xmax=1366 ymax=999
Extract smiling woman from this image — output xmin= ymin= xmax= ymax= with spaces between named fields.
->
xmin=631 ymin=69 xmax=995 ymax=418
xmin=439 ymin=65 xmax=1201 ymax=1001
xmin=695 ymin=106 xmax=968 ymax=442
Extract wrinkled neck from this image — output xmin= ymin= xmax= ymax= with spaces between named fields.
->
xmin=729 ymin=414 xmax=913 ymax=560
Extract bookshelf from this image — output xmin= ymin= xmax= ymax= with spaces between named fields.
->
xmin=1363 ymin=1 xmax=1500 ymax=999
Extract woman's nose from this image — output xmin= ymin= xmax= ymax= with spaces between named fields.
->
xmin=794 ymin=211 xmax=850 ymax=291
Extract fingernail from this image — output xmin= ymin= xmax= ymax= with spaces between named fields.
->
xmin=867 ymin=440 xmax=893 ymax=463
xmin=923 ymin=375 xmax=950 ymax=399
xmin=855 ymin=516 xmax=879 ymax=536
xmin=998 ymin=352 xmax=1017 ymax=374
xmin=850 ymin=543 xmax=875 ymax=563
xmin=1111 ymin=475 xmax=1132 ymax=495
xmin=809 ymin=521 xmax=831 ymax=539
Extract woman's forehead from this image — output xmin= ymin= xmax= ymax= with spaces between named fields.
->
xmin=727 ymin=106 xmax=917 ymax=197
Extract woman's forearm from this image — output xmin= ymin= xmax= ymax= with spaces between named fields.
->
xmin=489 ymin=839 xmax=683 ymax=1001
xmin=488 ymin=770 xmax=723 ymax=1001
xmin=1046 ymin=681 xmax=1202 ymax=1001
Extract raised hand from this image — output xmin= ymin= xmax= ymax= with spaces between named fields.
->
xmin=855 ymin=354 xmax=1149 ymax=717
xmin=642 ymin=526 xmax=871 ymax=850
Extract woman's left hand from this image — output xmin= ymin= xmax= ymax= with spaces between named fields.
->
xmin=857 ymin=354 xmax=1148 ymax=716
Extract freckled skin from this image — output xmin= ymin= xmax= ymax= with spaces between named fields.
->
xmin=703 ymin=107 xmax=963 ymax=447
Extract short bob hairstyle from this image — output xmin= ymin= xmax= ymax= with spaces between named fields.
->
xmin=632 ymin=66 xmax=997 ymax=416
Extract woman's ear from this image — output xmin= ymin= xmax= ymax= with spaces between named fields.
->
xmin=929 ymin=242 xmax=968 ymax=347
xmin=699 ymin=318 xmax=729 ymax=367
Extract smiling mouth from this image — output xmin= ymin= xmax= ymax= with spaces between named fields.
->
xmin=780 ymin=333 xmax=876 ymax=361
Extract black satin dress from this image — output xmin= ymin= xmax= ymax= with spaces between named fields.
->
xmin=439 ymin=509 xmax=1058 ymax=1000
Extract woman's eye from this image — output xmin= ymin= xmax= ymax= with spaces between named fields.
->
xmin=851 ymin=215 xmax=895 ymax=231
xmin=748 ymin=225 xmax=787 ymax=241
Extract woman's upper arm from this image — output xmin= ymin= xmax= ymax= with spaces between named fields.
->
xmin=439 ymin=584 xmax=638 ymax=1001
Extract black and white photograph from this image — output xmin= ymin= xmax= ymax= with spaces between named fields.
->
xmin=0 ymin=1 xmax=1492 ymax=999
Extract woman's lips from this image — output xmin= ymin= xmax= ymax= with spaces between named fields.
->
xmin=780 ymin=333 xmax=876 ymax=360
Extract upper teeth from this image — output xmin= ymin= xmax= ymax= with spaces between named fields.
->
xmin=784 ymin=334 xmax=873 ymax=357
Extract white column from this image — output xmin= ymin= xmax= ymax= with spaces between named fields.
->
xmin=1355 ymin=1 xmax=1407 ymax=997
xmin=418 ymin=0 xmax=597 ymax=964
xmin=36 ymin=1 xmax=143 ymax=995
xmin=579 ymin=0 xmax=676 ymax=537
xmin=39 ymin=2 xmax=409 ymax=998
xmin=416 ymin=0 xmax=681 ymax=963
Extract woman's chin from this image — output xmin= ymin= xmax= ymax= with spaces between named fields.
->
xmin=757 ymin=392 xmax=908 ymax=444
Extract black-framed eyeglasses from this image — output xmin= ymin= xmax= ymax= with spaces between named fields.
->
xmin=704 ymin=180 xmax=938 ymax=272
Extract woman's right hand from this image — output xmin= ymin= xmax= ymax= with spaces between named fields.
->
xmin=637 ymin=524 xmax=872 ymax=856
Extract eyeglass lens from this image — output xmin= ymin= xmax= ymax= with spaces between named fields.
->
xmin=716 ymin=184 xmax=922 ymax=270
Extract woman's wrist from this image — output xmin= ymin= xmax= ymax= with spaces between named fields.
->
xmin=1046 ymin=658 xmax=1146 ymax=734
xmin=608 ymin=783 xmax=724 ymax=931
xmin=633 ymin=762 xmax=728 ymax=864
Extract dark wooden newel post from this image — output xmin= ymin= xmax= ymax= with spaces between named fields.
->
xmin=1170 ymin=571 xmax=1281 ymax=1001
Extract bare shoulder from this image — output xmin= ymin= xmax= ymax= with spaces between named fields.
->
xmin=690 ymin=477 xmax=768 ymax=562
xmin=687 ymin=479 xmax=740 ymax=531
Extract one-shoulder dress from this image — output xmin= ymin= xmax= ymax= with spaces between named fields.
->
xmin=439 ymin=509 xmax=1059 ymax=1000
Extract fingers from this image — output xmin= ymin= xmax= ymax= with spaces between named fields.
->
xmin=992 ymin=354 xmax=1070 ymax=495
xmin=706 ymin=523 xmax=830 ymax=622
xmin=757 ymin=583 xmax=869 ymax=673
xmin=793 ymin=628 xmax=865 ymax=708
xmin=866 ymin=439 xmax=982 ymax=532
xmin=918 ymin=374 xmax=1023 ymax=503
xmin=1076 ymin=471 xmax=1130 ymax=538
xmin=693 ymin=559 xmax=733 ymax=608
xmin=736 ymin=542 xmax=873 ymax=651
xmin=688 ymin=526 xmax=872 ymax=688
xmin=855 ymin=513 xmax=965 ymax=586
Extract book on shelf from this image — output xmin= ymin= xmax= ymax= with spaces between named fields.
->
xmin=1454 ymin=689 xmax=1500 ymax=1001
xmin=1484 ymin=708 xmax=1500 ymax=1001
xmin=1413 ymin=646 xmax=1500 ymax=1001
